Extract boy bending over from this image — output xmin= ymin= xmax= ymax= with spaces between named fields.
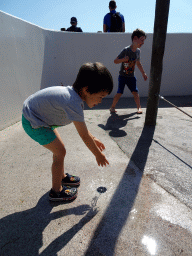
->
xmin=110 ymin=28 xmax=148 ymax=114
xmin=22 ymin=62 xmax=113 ymax=201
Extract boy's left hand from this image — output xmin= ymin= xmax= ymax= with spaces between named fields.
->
xmin=93 ymin=137 xmax=105 ymax=151
xmin=143 ymin=73 xmax=148 ymax=81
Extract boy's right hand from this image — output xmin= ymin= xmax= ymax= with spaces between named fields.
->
xmin=96 ymin=152 xmax=109 ymax=167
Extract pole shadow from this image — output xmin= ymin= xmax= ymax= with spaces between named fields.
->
xmin=153 ymin=139 xmax=192 ymax=169
xmin=85 ymin=123 xmax=156 ymax=255
xmin=0 ymin=192 xmax=98 ymax=256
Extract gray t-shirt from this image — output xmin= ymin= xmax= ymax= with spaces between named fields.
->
xmin=118 ymin=46 xmax=140 ymax=77
xmin=22 ymin=86 xmax=84 ymax=128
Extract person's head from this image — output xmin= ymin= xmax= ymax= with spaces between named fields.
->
xmin=131 ymin=28 xmax=147 ymax=48
xmin=109 ymin=0 xmax=117 ymax=11
xmin=70 ymin=17 xmax=77 ymax=26
xmin=73 ymin=62 xmax=114 ymax=108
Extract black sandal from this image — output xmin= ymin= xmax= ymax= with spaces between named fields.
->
xmin=62 ymin=173 xmax=80 ymax=186
xmin=49 ymin=186 xmax=78 ymax=201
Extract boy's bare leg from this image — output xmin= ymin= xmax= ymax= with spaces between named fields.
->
xmin=53 ymin=129 xmax=65 ymax=179
xmin=132 ymin=92 xmax=142 ymax=113
xmin=110 ymin=93 xmax=122 ymax=110
xmin=43 ymin=129 xmax=66 ymax=193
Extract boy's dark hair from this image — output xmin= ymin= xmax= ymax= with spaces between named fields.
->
xmin=73 ymin=62 xmax=113 ymax=95
xmin=131 ymin=28 xmax=146 ymax=41
xmin=109 ymin=1 xmax=116 ymax=9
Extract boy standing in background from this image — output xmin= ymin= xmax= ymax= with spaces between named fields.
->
xmin=110 ymin=28 xmax=148 ymax=114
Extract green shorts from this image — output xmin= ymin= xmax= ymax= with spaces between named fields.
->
xmin=22 ymin=115 xmax=57 ymax=145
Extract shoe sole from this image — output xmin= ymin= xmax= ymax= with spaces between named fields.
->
xmin=49 ymin=193 xmax=78 ymax=202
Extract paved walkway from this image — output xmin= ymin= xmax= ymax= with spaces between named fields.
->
xmin=1 ymin=96 xmax=192 ymax=255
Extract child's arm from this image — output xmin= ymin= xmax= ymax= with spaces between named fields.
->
xmin=88 ymin=131 xmax=105 ymax=152
xmin=114 ymin=56 xmax=129 ymax=64
xmin=136 ymin=60 xmax=148 ymax=81
xmin=73 ymin=121 xmax=109 ymax=167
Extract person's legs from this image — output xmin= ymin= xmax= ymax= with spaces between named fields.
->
xmin=110 ymin=93 xmax=122 ymax=111
xmin=43 ymin=128 xmax=66 ymax=193
xmin=110 ymin=75 xmax=125 ymax=112
xmin=22 ymin=117 xmax=78 ymax=200
xmin=132 ymin=91 xmax=142 ymax=113
xmin=127 ymin=77 xmax=142 ymax=114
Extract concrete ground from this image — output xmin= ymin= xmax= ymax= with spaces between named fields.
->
xmin=1 ymin=96 xmax=192 ymax=256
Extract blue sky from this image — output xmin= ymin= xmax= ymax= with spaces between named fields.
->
xmin=0 ymin=0 xmax=192 ymax=33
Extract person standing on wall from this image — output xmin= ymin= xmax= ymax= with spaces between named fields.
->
xmin=103 ymin=1 xmax=125 ymax=33
xmin=67 ymin=17 xmax=83 ymax=32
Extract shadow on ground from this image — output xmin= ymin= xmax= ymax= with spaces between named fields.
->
xmin=0 ymin=193 xmax=98 ymax=256
xmin=0 ymin=113 xmax=155 ymax=256
xmin=84 ymin=113 xmax=156 ymax=255
xmin=98 ymin=112 xmax=140 ymax=137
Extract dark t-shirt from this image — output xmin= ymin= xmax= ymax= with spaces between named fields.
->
xmin=66 ymin=26 xmax=83 ymax=32
xmin=118 ymin=46 xmax=140 ymax=77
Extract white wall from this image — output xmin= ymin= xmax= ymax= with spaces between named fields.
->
xmin=0 ymin=11 xmax=192 ymax=130
xmin=41 ymin=31 xmax=192 ymax=99
xmin=0 ymin=11 xmax=45 ymax=130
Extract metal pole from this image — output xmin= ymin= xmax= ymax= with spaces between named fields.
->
xmin=159 ymin=95 xmax=192 ymax=118
xmin=145 ymin=0 xmax=170 ymax=126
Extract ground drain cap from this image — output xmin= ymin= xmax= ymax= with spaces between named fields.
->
xmin=97 ymin=187 xmax=107 ymax=193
